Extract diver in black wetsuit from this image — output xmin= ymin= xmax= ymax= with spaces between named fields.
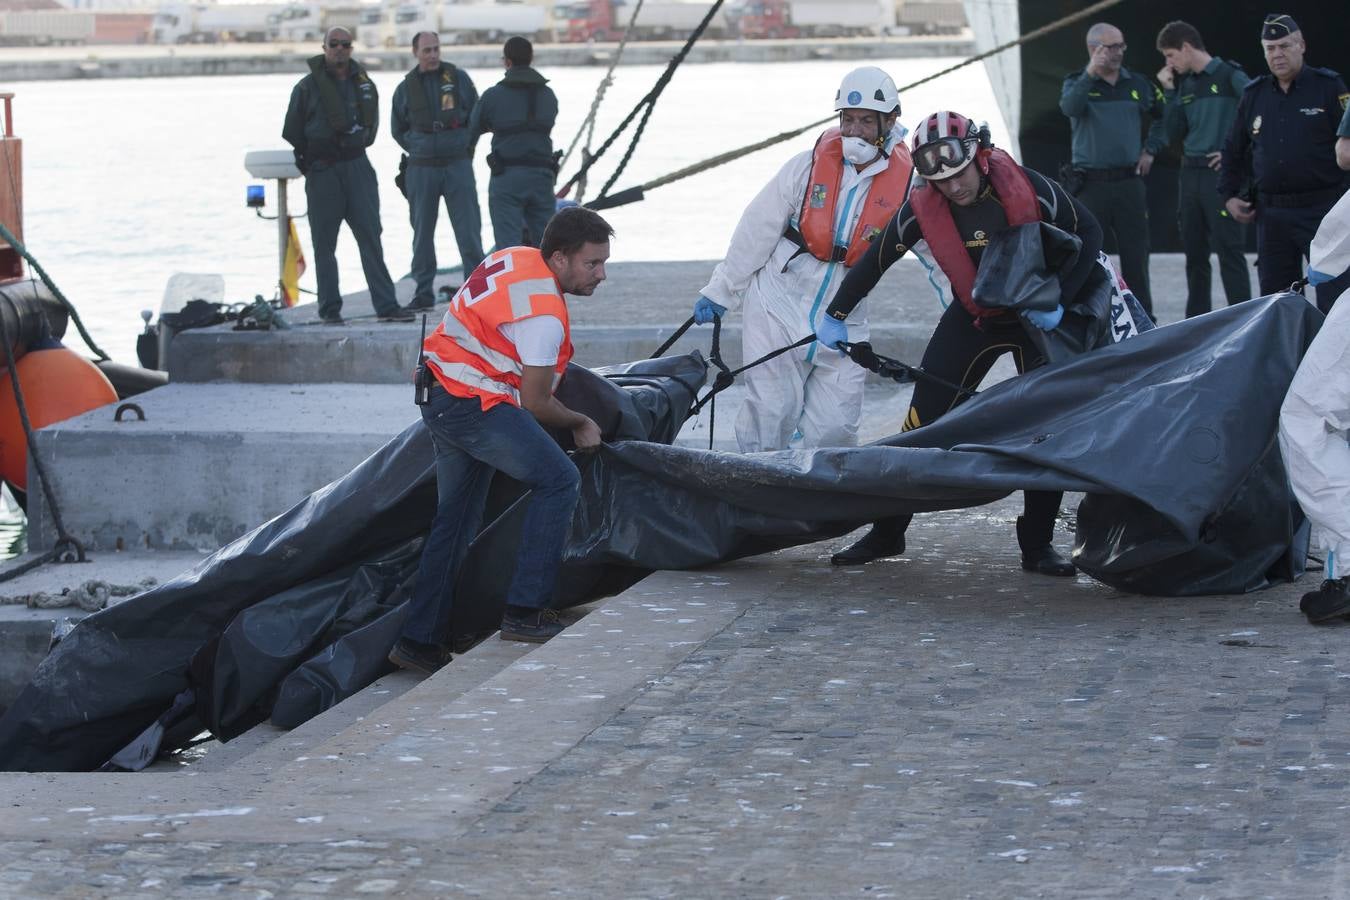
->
xmin=814 ymin=110 xmax=1106 ymax=574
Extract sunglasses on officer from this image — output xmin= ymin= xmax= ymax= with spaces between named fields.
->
xmin=327 ymin=39 xmax=352 ymax=48
xmin=912 ymin=137 xmax=977 ymax=178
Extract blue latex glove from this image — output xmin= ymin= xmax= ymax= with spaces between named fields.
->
xmin=815 ymin=315 xmax=848 ymax=351
xmin=693 ymin=295 xmax=727 ymax=325
xmin=1308 ymin=268 xmax=1335 ymax=286
xmin=1023 ymin=305 xmax=1064 ymax=331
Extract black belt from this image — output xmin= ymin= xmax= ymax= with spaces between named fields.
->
xmin=1182 ymin=155 xmax=1216 ymax=169
xmin=1080 ymin=166 xmax=1137 ymax=182
xmin=781 ymin=225 xmax=846 ymax=264
xmin=413 ymin=121 xmax=462 ymax=133
xmin=408 ymin=153 xmax=468 ymax=167
xmin=1259 ymin=185 xmax=1347 ymax=209
xmin=313 ymin=146 xmax=367 ymax=164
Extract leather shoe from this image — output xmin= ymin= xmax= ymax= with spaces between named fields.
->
xmin=387 ymin=638 xmax=451 ymax=677
xmin=378 ymin=305 xmax=417 ymax=322
xmin=500 ymin=606 xmax=565 ymax=643
xmin=1020 ymin=544 xmax=1076 ymax=577
xmin=407 ymin=296 xmax=435 ymax=310
xmin=831 ymin=525 xmax=906 ymax=566
xmin=1300 ymin=576 xmax=1350 ymax=623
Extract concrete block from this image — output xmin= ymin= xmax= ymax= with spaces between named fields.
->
xmin=27 ymin=384 xmax=417 ymax=553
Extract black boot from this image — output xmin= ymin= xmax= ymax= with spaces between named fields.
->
xmin=1300 ymin=576 xmax=1350 ymax=623
xmin=831 ymin=517 xmax=909 ymax=566
xmin=1016 ymin=515 xmax=1075 ymax=577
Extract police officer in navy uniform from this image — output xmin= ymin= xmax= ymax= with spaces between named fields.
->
xmin=1337 ymin=102 xmax=1350 ymax=170
xmin=1219 ymin=13 xmax=1350 ymax=313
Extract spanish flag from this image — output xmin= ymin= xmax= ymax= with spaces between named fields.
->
xmin=281 ymin=216 xmax=306 ymax=307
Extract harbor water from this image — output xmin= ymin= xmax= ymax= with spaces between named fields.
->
xmin=20 ymin=55 xmax=1004 ymax=364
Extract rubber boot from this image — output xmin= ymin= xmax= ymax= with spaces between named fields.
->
xmin=831 ymin=515 xmax=909 ymax=566
xmin=1016 ymin=515 xmax=1075 ymax=577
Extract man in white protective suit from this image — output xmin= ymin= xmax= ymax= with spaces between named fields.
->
xmin=691 ymin=67 xmax=915 ymax=452
xmin=1279 ymin=188 xmax=1350 ymax=622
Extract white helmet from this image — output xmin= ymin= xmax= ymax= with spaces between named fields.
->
xmin=833 ymin=66 xmax=900 ymax=115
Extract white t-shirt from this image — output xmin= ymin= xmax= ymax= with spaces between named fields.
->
xmin=498 ymin=314 xmax=564 ymax=366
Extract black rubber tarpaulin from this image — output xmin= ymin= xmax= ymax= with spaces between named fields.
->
xmin=561 ymin=295 xmax=1318 ymax=594
xmin=0 ymin=294 xmax=1323 ymax=773
xmin=0 ymin=355 xmax=707 ymax=772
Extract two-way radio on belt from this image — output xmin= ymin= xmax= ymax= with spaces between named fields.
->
xmin=414 ymin=313 xmax=432 ymax=406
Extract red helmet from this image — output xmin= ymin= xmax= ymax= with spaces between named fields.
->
xmin=910 ymin=110 xmax=982 ymax=181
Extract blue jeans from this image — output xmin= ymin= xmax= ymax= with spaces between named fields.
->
xmin=400 ymin=386 xmax=581 ymax=647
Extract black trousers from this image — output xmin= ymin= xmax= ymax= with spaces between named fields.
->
xmin=1257 ymin=200 xmax=1350 ymax=313
xmin=1077 ymin=176 xmax=1153 ymax=316
xmin=876 ymin=302 xmax=1063 ymax=548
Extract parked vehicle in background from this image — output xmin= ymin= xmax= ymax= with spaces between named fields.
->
xmin=729 ymin=0 xmax=890 ymax=39
xmin=269 ymin=2 xmax=367 ymax=42
xmin=894 ymin=0 xmax=965 ymax=36
xmin=0 ymin=10 xmax=95 ymax=46
xmin=557 ymin=0 xmax=728 ymax=43
xmin=393 ymin=1 xmax=548 ymax=48
xmin=356 ymin=0 xmax=394 ymax=47
xmin=151 ymin=3 xmax=283 ymax=43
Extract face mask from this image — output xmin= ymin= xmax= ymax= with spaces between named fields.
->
xmin=841 ymin=136 xmax=879 ymax=166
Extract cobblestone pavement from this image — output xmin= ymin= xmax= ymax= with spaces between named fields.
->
xmin=2 ymin=500 xmax=1347 ymax=898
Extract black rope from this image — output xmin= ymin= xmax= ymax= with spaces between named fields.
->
xmin=559 ymin=0 xmax=727 ymax=201
xmin=649 ymin=315 xmax=697 ymax=359
xmin=0 ymin=289 xmax=86 ymax=572
xmin=839 ymin=340 xmax=976 ymax=399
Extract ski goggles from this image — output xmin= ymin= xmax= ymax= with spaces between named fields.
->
xmin=912 ymin=137 xmax=977 ymax=179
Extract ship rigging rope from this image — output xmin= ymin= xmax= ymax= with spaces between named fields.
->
xmin=557 ymin=0 xmax=728 ymax=202
xmin=557 ymin=0 xmax=646 ymax=203
xmin=582 ymin=0 xmax=1128 ymax=211
xmin=0 ymin=220 xmax=111 ymax=362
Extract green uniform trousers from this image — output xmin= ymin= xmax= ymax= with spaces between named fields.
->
xmin=1178 ymin=166 xmax=1250 ymax=318
xmin=487 ymin=167 xmax=555 ymax=251
xmin=1077 ymin=176 xmax=1153 ymax=316
xmin=305 ymin=155 xmax=398 ymax=319
xmin=407 ymin=159 xmax=485 ymax=304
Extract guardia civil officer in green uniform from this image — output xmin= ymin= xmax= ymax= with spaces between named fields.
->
xmin=1061 ymin=21 xmax=1166 ymax=317
xmin=392 ymin=31 xmax=485 ymax=310
xmin=1219 ymin=14 xmax=1350 ymax=313
xmin=1155 ymin=20 xmax=1252 ymax=318
xmin=468 ymin=36 xmax=559 ymax=250
xmin=282 ymin=26 xmax=411 ymax=324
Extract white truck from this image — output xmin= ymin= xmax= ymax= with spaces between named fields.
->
xmin=394 ymin=0 xmax=547 ymax=48
xmin=0 ymin=10 xmax=96 ymax=46
xmin=356 ymin=0 xmax=395 ymax=47
xmin=269 ymin=2 xmax=368 ymax=42
xmin=151 ymin=3 xmax=283 ymax=43
xmin=730 ymin=0 xmax=890 ymax=39
xmin=559 ymin=0 xmax=730 ymax=42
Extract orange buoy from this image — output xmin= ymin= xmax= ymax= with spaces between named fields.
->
xmin=0 ymin=345 xmax=117 ymax=490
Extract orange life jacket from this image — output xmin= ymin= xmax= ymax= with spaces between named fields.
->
xmin=423 ymin=247 xmax=573 ymax=411
xmin=793 ymin=127 xmax=913 ymax=268
xmin=909 ymin=148 xmax=1040 ymax=321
